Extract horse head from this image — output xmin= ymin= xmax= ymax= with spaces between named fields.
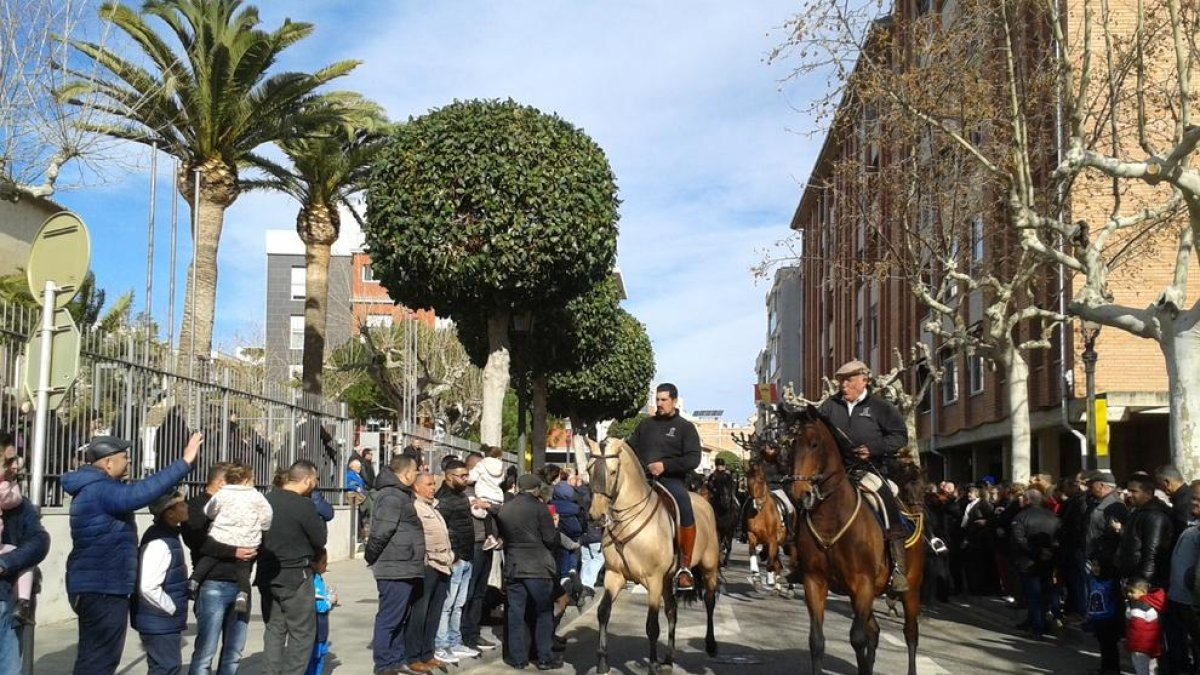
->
xmin=587 ymin=437 xmax=643 ymax=504
xmin=777 ymin=402 xmax=846 ymax=510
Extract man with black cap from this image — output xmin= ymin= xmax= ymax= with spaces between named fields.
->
xmin=1084 ymin=470 xmax=1129 ymax=675
xmin=62 ymin=431 xmax=203 ymax=675
xmin=627 ymin=383 xmax=702 ymax=589
xmin=817 ymin=360 xmax=911 ymax=593
xmin=497 ymin=473 xmax=561 ymax=670
xmin=132 ymin=490 xmax=190 ymax=674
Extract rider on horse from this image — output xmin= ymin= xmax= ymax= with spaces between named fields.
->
xmin=706 ymin=457 xmax=735 ymax=497
xmin=741 ymin=442 xmax=795 ymax=535
xmin=816 ymin=359 xmax=912 ymax=593
xmin=627 ymin=382 xmax=702 ymax=589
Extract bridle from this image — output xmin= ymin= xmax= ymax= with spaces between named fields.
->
xmin=778 ymin=424 xmax=862 ymax=549
xmin=588 ymin=448 xmax=662 ymax=548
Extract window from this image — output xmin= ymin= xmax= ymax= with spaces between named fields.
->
xmin=941 ymin=354 xmax=959 ymax=405
xmin=290 ymin=266 xmax=305 ymax=300
xmin=918 ymin=363 xmax=932 ymax=413
xmin=362 ymin=264 xmax=378 ymax=283
xmin=366 ymin=314 xmax=393 ymax=329
xmin=288 ymin=364 xmax=303 ymax=381
xmin=916 ymin=0 xmax=933 ymax=15
xmin=855 ymin=318 xmax=864 ymax=358
xmin=289 ymin=315 xmax=304 ymax=350
xmin=869 ymin=304 xmax=879 ymax=353
xmin=970 ymin=215 xmax=985 ymax=271
xmin=969 ymin=353 xmax=985 ymax=395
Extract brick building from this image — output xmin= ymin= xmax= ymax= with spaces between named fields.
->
xmin=783 ymin=0 xmax=1191 ymax=483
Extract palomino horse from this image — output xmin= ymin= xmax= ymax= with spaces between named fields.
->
xmin=587 ymin=439 xmax=720 ymax=674
xmin=744 ymin=462 xmax=794 ymax=596
xmin=781 ymin=403 xmax=924 ymax=675
xmin=700 ymin=475 xmax=739 ymax=567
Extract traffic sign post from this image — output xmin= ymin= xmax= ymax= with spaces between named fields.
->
xmin=21 ymin=212 xmax=89 ymax=674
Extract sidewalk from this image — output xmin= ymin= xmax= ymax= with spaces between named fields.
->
xmin=32 ymin=556 xmax=501 ymax=674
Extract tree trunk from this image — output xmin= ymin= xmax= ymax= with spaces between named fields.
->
xmin=902 ymin=404 xmax=921 ymax=468
xmin=570 ymin=414 xmax=590 ymax=475
xmin=480 ymin=313 xmax=511 ymax=447
xmin=531 ymin=375 xmax=548 ymax=470
xmin=1001 ymin=345 xmax=1032 ymax=485
xmin=177 ymin=159 xmax=238 ymax=371
xmin=1161 ymin=311 xmax=1200 ymax=478
xmin=298 ymin=202 xmax=339 ymax=397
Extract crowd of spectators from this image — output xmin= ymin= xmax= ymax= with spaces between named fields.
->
xmin=923 ymin=467 xmax=1199 ymax=675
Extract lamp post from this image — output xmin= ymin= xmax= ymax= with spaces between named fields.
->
xmin=1081 ymin=318 xmax=1102 ymax=470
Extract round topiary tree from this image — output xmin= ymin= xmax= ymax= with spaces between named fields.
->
xmin=365 ymin=99 xmax=620 ymax=445
xmin=547 ymin=309 xmax=655 ymax=470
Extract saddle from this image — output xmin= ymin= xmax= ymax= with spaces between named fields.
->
xmin=854 ymin=472 xmax=922 ymax=550
xmin=650 ymin=482 xmax=684 ymax=563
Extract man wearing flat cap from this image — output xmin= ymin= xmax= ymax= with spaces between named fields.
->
xmin=818 ymin=360 xmax=912 ymax=592
xmin=61 ymin=432 xmax=203 ymax=675
xmin=496 ymin=473 xmax=561 ymax=670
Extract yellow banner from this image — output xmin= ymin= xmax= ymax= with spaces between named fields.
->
xmin=1096 ymin=398 xmax=1109 ymax=458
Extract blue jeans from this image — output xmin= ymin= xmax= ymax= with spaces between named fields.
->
xmin=0 ymin=599 xmax=20 ymax=675
xmin=581 ymin=543 xmax=604 ymax=589
xmin=374 ymin=578 xmax=418 ymax=672
xmin=657 ymin=478 xmax=694 ymax=526
xmin=1022 ymin=573 xmax=1049 ymax=635
xmin=189 ymin=580 xmax=249 ymax=675
xmin=436 ymin=561 xmax=472 ymax=650
xmin=461 ymin=545 xmax=493 ymax=645
xmin=71 ymin=592 xmax=128 ymax=675
xmin=506 ymin=578 xmax=554 ymax=666
xmin=141 ymin=632 xmax=183 ymax=675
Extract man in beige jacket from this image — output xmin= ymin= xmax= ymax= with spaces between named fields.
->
xmin=404 ymin=472 xmax=455 ymax=672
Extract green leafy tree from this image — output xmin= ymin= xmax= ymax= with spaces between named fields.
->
xmin=716 ymin=450 xmax=743 ymax=475
xmin=60 ymin=0 xmax=358 ymax=365
xmin=547 ymin=309 xmax=654 ymax=467
xmin=365 ymin=99 xmax=620 ymax=447
xmin=604 ymin=413 xmax=648 ymax=441
xmin=244 ymin=94 xmax=388 ymax=395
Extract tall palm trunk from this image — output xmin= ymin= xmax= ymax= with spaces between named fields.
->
xmin=177 ymin=159 xmax=238 ymax=371
xmin=298 ymin=201 xmax=339 ymax=396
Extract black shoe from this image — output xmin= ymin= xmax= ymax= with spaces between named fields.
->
xmin=234 ymin=592 xmax=249 ymax=614
xmin=537 ymin=657 xmax=565 ymax=670
xmin=503 ymin=660 xmax=529 ymax=670
xmin=13 ymin=599 xmax=34 ymax=626
xmin=467 ymin=637 xmax=498 ymax=651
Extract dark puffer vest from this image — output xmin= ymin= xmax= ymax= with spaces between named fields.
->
xmin=131 ymin=523 xmax=188 ymax=635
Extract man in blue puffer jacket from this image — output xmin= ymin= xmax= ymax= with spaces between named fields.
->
xmin=62 ymin=432 xmax=202 ymax=675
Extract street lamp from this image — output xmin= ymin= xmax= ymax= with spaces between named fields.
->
xmin=511 ymin=312 xmax=533 ymax=469
xmin=1081 ymin=318 xmax=1102 ymax=470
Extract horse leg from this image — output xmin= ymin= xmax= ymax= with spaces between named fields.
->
xmin=902 ymin=583 xmax=921 ymax=675
xmin=644 ymin=576 xmax=663 ymax=668
xmin=705 ymin=565 xmax=719 ymax=656
xmin=596 ymin=570 xmax=626 ymax=675
xmin=766 ymin=541 xmax=778 ymax=589
xmin=663 ymin=585 xmax=678 ymax=670
xmin=803 ymin=576 xmax=828 ymax=674
xmin=849 ymin=584 xmax=880 ymax=675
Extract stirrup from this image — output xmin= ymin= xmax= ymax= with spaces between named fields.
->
xmin=674 ymin=567 xmax=694 ymax=589
xmin=929 ymin=537 xmax=948 ymax=555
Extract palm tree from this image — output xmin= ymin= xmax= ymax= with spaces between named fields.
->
xmin=58 ymin=0 xmax=358 ymax=367
xmin=244 ymin=94 xmax=388 ymax=395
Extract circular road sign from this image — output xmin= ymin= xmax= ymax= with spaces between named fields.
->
xmin=26 ymin=211 xmax=91 ymax=309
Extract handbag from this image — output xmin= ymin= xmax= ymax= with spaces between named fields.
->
xmin=1087 ymin=576 xmax=1117 ymax=621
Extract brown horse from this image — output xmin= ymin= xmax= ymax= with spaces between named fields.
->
xmin=744 ymin=462 xmax=794 ymax=596
xmin=587 ymin=439 xmax=720 ymax=674
xmin=781 ymin=403 xmax=924 ymax=675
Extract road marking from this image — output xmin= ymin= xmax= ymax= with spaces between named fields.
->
xmin=675 ymin=599 xmax=740 ymax=641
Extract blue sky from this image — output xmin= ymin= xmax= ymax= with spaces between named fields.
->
xmin=54 ymin=0 xmax=822 ymax=423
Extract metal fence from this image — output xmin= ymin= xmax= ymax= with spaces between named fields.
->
xmin=0 ymin=298 xmax=354 ymax=506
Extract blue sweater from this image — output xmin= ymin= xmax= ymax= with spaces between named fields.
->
xmin=62 ymin=459 xmax=192 ymax=596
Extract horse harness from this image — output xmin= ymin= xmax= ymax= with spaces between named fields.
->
xmin=781 ymin=468 xmax=866 ymax=550
xmin=588 ymin=449 xmax=676 ymax=573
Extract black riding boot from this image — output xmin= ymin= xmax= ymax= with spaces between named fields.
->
xmin=888 ymin=530 xmax=910 ymax=593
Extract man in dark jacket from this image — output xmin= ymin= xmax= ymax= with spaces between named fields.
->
xmin=816 ymin=360 xmax=911 ymax=593
xmin=368 ymin=454 xmax=425 ymax=675
xmin=1156 ymin=464 xmax=1192 ymax=547
xmin=1085 ymin=471 xmax=1130 ymax=675
xmin=459 ymin=452 xmax=498 ymax=652
xmin=0 ymin=474 xmax=49 ymax=672
xmin=627 ymin=382 xmax=701 ymax=589
xmin=1058 ymin=472 xmax=1091 ymax=621
xmin=497 ymin=473 xmax=562 ymax=671
xmin=1011 ymin=489 xmax=1061 ymax=637
xmin=1119 ymin=474 xmax=1175 ymax=589
xmin=182 ymin=462 xmax=258 ymax=675
xmin=63 ymin=432 xmax=202 ymax=675
xmin=258 ymin=460 xmax=328 ymax=675
xmin=435 ymin=458 xmax=479 ymax=661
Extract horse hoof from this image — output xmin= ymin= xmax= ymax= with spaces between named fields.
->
xmin=706 ymin=640 xmax=718 ymax=657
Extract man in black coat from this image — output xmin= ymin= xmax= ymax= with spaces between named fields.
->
xmin=1118 ymin=474 xmax=1175 ymax=589
xmin=1058 ymin=472 xmax=1091 ymax=621
xmin=435 ymin=459 xmax=478 ymax=659
xmin=816 ymin=360 xmax=911 ymax=592
xmin=1156 ymin=464 xmax=1192 ymax=548
xmin=497 ymin=473 xmax=561 ymax=671
xmin=1011 ymin=489 xmax=1061 ymax=637
xmin=367 ymin=455 xmax=425 ymax=675
xmin=1085 ymin=471 xmax=1130 ymax=675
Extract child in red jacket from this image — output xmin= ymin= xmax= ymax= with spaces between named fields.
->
xmin=1126 ymin=581 xmax=1166 ymax=675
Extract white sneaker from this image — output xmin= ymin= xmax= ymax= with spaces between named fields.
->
xmin=433 ymin=649 xmax=460 ymax=664
xmin=451 ymin=644 xmax=480 ymax=658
